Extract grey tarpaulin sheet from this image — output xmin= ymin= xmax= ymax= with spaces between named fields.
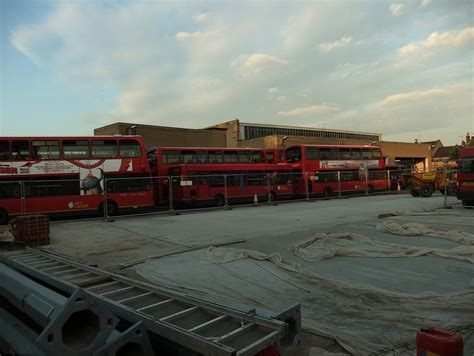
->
xmin=136 ymin=246 xmax=474 ymax=355
xmin=292 ymin=232 xmax=474 ymax=264
xmin=376 ymin=222 xmax=474 ymax=245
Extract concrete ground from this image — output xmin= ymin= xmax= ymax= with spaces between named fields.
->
xmin=21 ymin=193 xmax=474 ymax=354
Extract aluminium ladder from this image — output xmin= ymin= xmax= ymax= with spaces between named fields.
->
xmin=1 ymin=248 xmax=288 ymax=356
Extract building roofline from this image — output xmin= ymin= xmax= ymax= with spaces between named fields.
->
xmin=239 ymin=122 xmax=382 ymax=137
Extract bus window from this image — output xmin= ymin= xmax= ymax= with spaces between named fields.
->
xmin=11 ymin=141 xmax=29 ymax=161
xmin=162 ymin=150 xmax=180 ymax=164
xmin=247 ymin=172 xmax=265 ymax=185
xmin=24 ymin=179 xmax=80 ymax=197
xmin=372 ymin=149 xmax=382 ymax=159
xmin=63 ymin=140 xmax=89 ymax=159
xmin=369 ymin=171 xmax=386 ymax=180
xmin=252 ymin=151 xmax=263 ymax=163
xmin=208 ymin=151 xmax=223 ymax=163
xmin=239 ymin=151 xmax=253 ymax=163
xmin=351 ymin=149 xmax=362 ymax=159
xmin=0 ymin=182 xmax=21 ymax=198
xmin=119 ymin=139 xmax=141 ymax=158
xmin=224 ymin=151 xmax=238 ymax=163
xmin=92 ymin=140 xmax=117 ymax=158
xmin=182 ymin=150 xmax=197 ymax=163
xmin=316 ymin=171 xmax=337 ymax=183
xmin=196 ymin=150 xmax=208 ymax=163
xmin=32 ymin=140 xmax=60 ymax=160
xmin=279 ymin=150 xmax=285 ymax=162
xmin=461 ymin=159 xmax=474 ymax=173
xmin=285 ymin=147 xmax=302 ymax=162
xmin=319 ymin=148 xmax=331 ymax=160
xmin=210 ymin=174 xmax=224 ymax=186
xmin=306 ymin=147 xmax=318 ymax=160
xmin=0 ymin=141 xmax=9 ymax=160
xmin=228 ymin=172 xmax=244 ymax=187
xmin=339 ymin=148 xmax=351 ymax=159
xmin=362 ymin=149 xmax=372 ymax=159
xmin=341 ymin=171 xmax=360 ymax=182
xmin=330 ymin=148 xmax=339 ymax=159
xmin=265 ymin=151 xmax=275 ymax=163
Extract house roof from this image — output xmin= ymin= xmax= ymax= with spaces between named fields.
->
xmin=433 ymin=146 xmax=454 ymax=158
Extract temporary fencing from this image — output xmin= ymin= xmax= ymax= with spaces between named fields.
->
xmin=0 ymin=168 xmax=459 ymax=223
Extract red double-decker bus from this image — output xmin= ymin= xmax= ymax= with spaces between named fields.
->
xmin=285 ymin=144 xmax=387 ymax=196
xmin=0 ymin=136 xmax=153 ymax=223
xmin=147 ymin=147 xmax=279 ymax=203
xmin=457 ymin=147 xmax=474 ymax=207
xmin=167 ymin=163 xmax=293 ymax=207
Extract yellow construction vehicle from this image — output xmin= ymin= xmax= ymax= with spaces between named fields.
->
xmin=406 ymin=170 xmax=457 ymax=198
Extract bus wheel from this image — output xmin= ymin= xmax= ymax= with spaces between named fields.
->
xmin=447 ymin=185 xmax=456 ymax=196
xmin=367 ymin=185 xmax=374 ymax=194
xmin=270 ymin=191 xmax=277 ymax=202
xmin=324 ymin=187 xmax=333 ymax=197
xmin=0 ymin=209 xmax=9 ymax=225
xmin=462 ymin=200 xmax=474 ymax=207
xmin=409 ymin=186 xmax=420 ymax=197
xmin=98 ymin=200 xmax=118 ymax=217
xmin=214 ymin=194 xmax=225 ymax=207
xmin=419 ymin=184 xmax=434 ymax=198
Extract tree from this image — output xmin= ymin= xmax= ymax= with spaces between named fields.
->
xmin=448 ymin=146 xmax=461 ymax=160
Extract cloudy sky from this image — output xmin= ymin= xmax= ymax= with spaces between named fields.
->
xmin=1 ymin=0 xmax=473 ymax=144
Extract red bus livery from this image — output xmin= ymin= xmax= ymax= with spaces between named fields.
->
xmin=168 ymin=163 xmax=293 ymax=207
xmin=457 ymin=147 xmax=474 ymax=207
xmin=285 ymin=144 xmax=387 ymax=196
xmin=0 ymin=136 xmax=153 ymax=223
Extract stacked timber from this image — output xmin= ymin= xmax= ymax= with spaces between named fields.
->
xmin=10 ymin=215 xmax=50 ymax=246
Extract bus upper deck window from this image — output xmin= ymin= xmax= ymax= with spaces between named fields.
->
xmin=362 ymin=149 xmax=372 ymax=159
xmin=92 ymin=140 xmax=118 ymax=158
xmin=224 ymin=151 xmax=238 ymax=163
xmin=319 ymin=148 xmax=331 ymax=159
xmin=208 ymin=151 xmax=223 ymax=163
xmin=63 ymin=140 xmax=89 ymax=159
xmin=120 ymin=139 xmax=141 ymax=158
xmin=239 ymin=151 xmax=252 ymax=163
xmin=0 ymin=141 xmax=9 ymax=160
xmin=11 ymin=141 xmax=30 ymax=160
xmin=306 ymin=147 xmax=318 ymax=160
xmin=197 ymin=150 xmax=208 ymax=163
xmin=32 ymin=140 xmax=60 ymax=160
xmin=265 ymin=152 xmax=274 ymax=163
xmin=339 ymin=148 xmax=351 ymax=159
xmin=351 ymin=149 xmax=362 ymax=159
xmin=182 ymin=150 xmax=197 ymax=163
xmin=252 ymin=151 xmax=263 ymax=163
xmin=372 ymin=149 xmax=382 ymax=159
xmin=285 ymin=147 xmax=302 ymax=162
xmin=162 ymin=150 xmax=180 ymax=164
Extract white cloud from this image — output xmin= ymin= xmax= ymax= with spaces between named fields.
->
xmin=389 ymin=3 xmax=405 ymax=16
xmin=399 ymin=27 xmax=474 ymax=55
xmin=277 ymin=96 xmax=287 ymax=102
xmin=277 ymin=104 xmax=339 ymax=117
xmin=193 ymin=12 xmax=209 ymax=23
xmin=319 ymin=36 xmax=352 ymax=52
xmin=396 ymin=27 xmax=474 ymax=67
xmin=232 ymin=53 xmax=287 ymax=78
xmin=377 ymin=84 xmax=467 ymax=107
xmin=421 ymin=0 xmax=432 ymax=6
xmin=268 ymin=87 xmax=279 ymax=94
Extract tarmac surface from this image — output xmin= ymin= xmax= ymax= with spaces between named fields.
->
xmin=36 ymin=193 xmax=474 ymax=354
